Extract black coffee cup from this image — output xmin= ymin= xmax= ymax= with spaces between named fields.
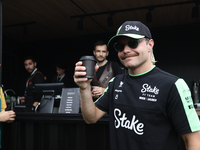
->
xmin=80 ymin=56 xmax=96 ymax=79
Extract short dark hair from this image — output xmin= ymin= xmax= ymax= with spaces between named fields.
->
xmin=24 ymin=56 xmax=36 ymax=63
xmin=56 ymin=61 xmax=66 ymax=70
xmin=94 ymin=40 xmax=107 ymax=49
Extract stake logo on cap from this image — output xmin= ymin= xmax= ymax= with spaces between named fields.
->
xmin=124 ymin=25 xmax=139 ymax=31
xmin=108 ymin=21 xmax=152 ymax=47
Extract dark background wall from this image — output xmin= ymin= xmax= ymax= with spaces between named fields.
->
xmin=2 ymin=24 xmax=200 ymax=97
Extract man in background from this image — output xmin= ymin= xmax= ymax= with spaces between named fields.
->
xmin=20 ymin=56 xmax=45 ymax=107
xmin=52 ymin=61 xmax=71 ymax=88
xmin=91 ymin=40 xmax=122 ymax=100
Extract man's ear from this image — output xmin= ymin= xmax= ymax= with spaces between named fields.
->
xmin=106 ymin=50 xmax=109 ymax=57
xmin=35 ymin=62 xmax=37 ymax=67
xmin=148 ymin=39 xmax=154 ymax=52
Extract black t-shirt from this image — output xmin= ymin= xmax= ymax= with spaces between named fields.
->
xmin=95 ymin=66 xmax=200 ymax=150
xmin=95 ymin=61 xmax=122 ymax=80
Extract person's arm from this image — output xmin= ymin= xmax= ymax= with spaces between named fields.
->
xmin=1 ymin=88 xmax=7 ymax=110
xmin=0 ymin=110 xmax=16 ymax=123
xmin=167 ymin=78 xmax=200 ymax=150
xmin=92 ymin=87 xmax=105 ymax=99
xmin=80 ymin=84 xmax=106 ymax=123
xmin=74 ymin=61 xmax=106 ymax=124
xmin=19 ymin=96 xmax=26 ymax=104
xmin=33 ymin=102 xmax=39 ymax=107
xmin=181 ymin=131 xmax=200 ymax=150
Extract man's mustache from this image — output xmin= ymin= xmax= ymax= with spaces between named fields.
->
xmin=121 ymin=54 xmax=138 ymax=60
xmin=97 ymin=56 xmax=104 ymax=59
xmin=26 ymin=68 xmax=32 ymax=71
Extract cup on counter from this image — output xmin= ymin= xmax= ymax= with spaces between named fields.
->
xmin=17 ymin=96 xmax=21 ymax=105
xmin=79 ymin=56 xmax=96 ymax=79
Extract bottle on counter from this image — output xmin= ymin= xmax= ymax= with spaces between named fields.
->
xmin=5 ymin=95 xmax=11 ymax=105
xmin=11 ymin=96 xmax=17 ymax=109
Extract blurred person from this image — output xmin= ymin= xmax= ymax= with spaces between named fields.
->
xmin=52 ymin=61 xmax=71 ymax=88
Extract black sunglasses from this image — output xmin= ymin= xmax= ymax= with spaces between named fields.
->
xmin=114 ymin=38 xmax=144 ymax=52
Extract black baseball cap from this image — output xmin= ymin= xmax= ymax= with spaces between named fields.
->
xmin=108 ymin=21 xmax=152 ymax=46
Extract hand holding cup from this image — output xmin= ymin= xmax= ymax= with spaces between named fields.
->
xmin=79 ymin=56 xmax=96 ymax=79
xmin=74 ymin=56 xmax=98 ymax=90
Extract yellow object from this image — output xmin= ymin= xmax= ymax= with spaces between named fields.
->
xmin=0 ymin=88 xmax=7 ymax=111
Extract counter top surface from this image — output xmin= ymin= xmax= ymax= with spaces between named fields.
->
xmin=15 ymin=112 xmax=109 ymax=122
xmin=15 ymin=109 xmax=200 ymax=122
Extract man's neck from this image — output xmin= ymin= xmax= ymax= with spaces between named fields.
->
xmin=30 ymin=68 xmax=37 ymax=75
xmin=128 ymin=63 xmax=154 ymax=75
xmin=97 ymin=60 xmax=107 ymax=67
xmin=58 ymin=73 xmax=65 ymax=78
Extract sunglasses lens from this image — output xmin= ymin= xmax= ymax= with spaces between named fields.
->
xmin=114 ymin=39 xmax=141 ymax=52
xmin=114 ymin=42 xmax=125 ymax=52
xmin=128 ymin=39 xmax=139 ymax=49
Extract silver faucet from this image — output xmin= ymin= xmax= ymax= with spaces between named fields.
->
xmin=4 ymin=89 xmax=15 ymax=97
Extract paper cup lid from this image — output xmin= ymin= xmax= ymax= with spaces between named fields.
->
xmin=80 ymin=56 xmax=96 ymax=61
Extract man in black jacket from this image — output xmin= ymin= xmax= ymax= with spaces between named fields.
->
xmin=20 ymin=56 xmax=45 ymax=107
